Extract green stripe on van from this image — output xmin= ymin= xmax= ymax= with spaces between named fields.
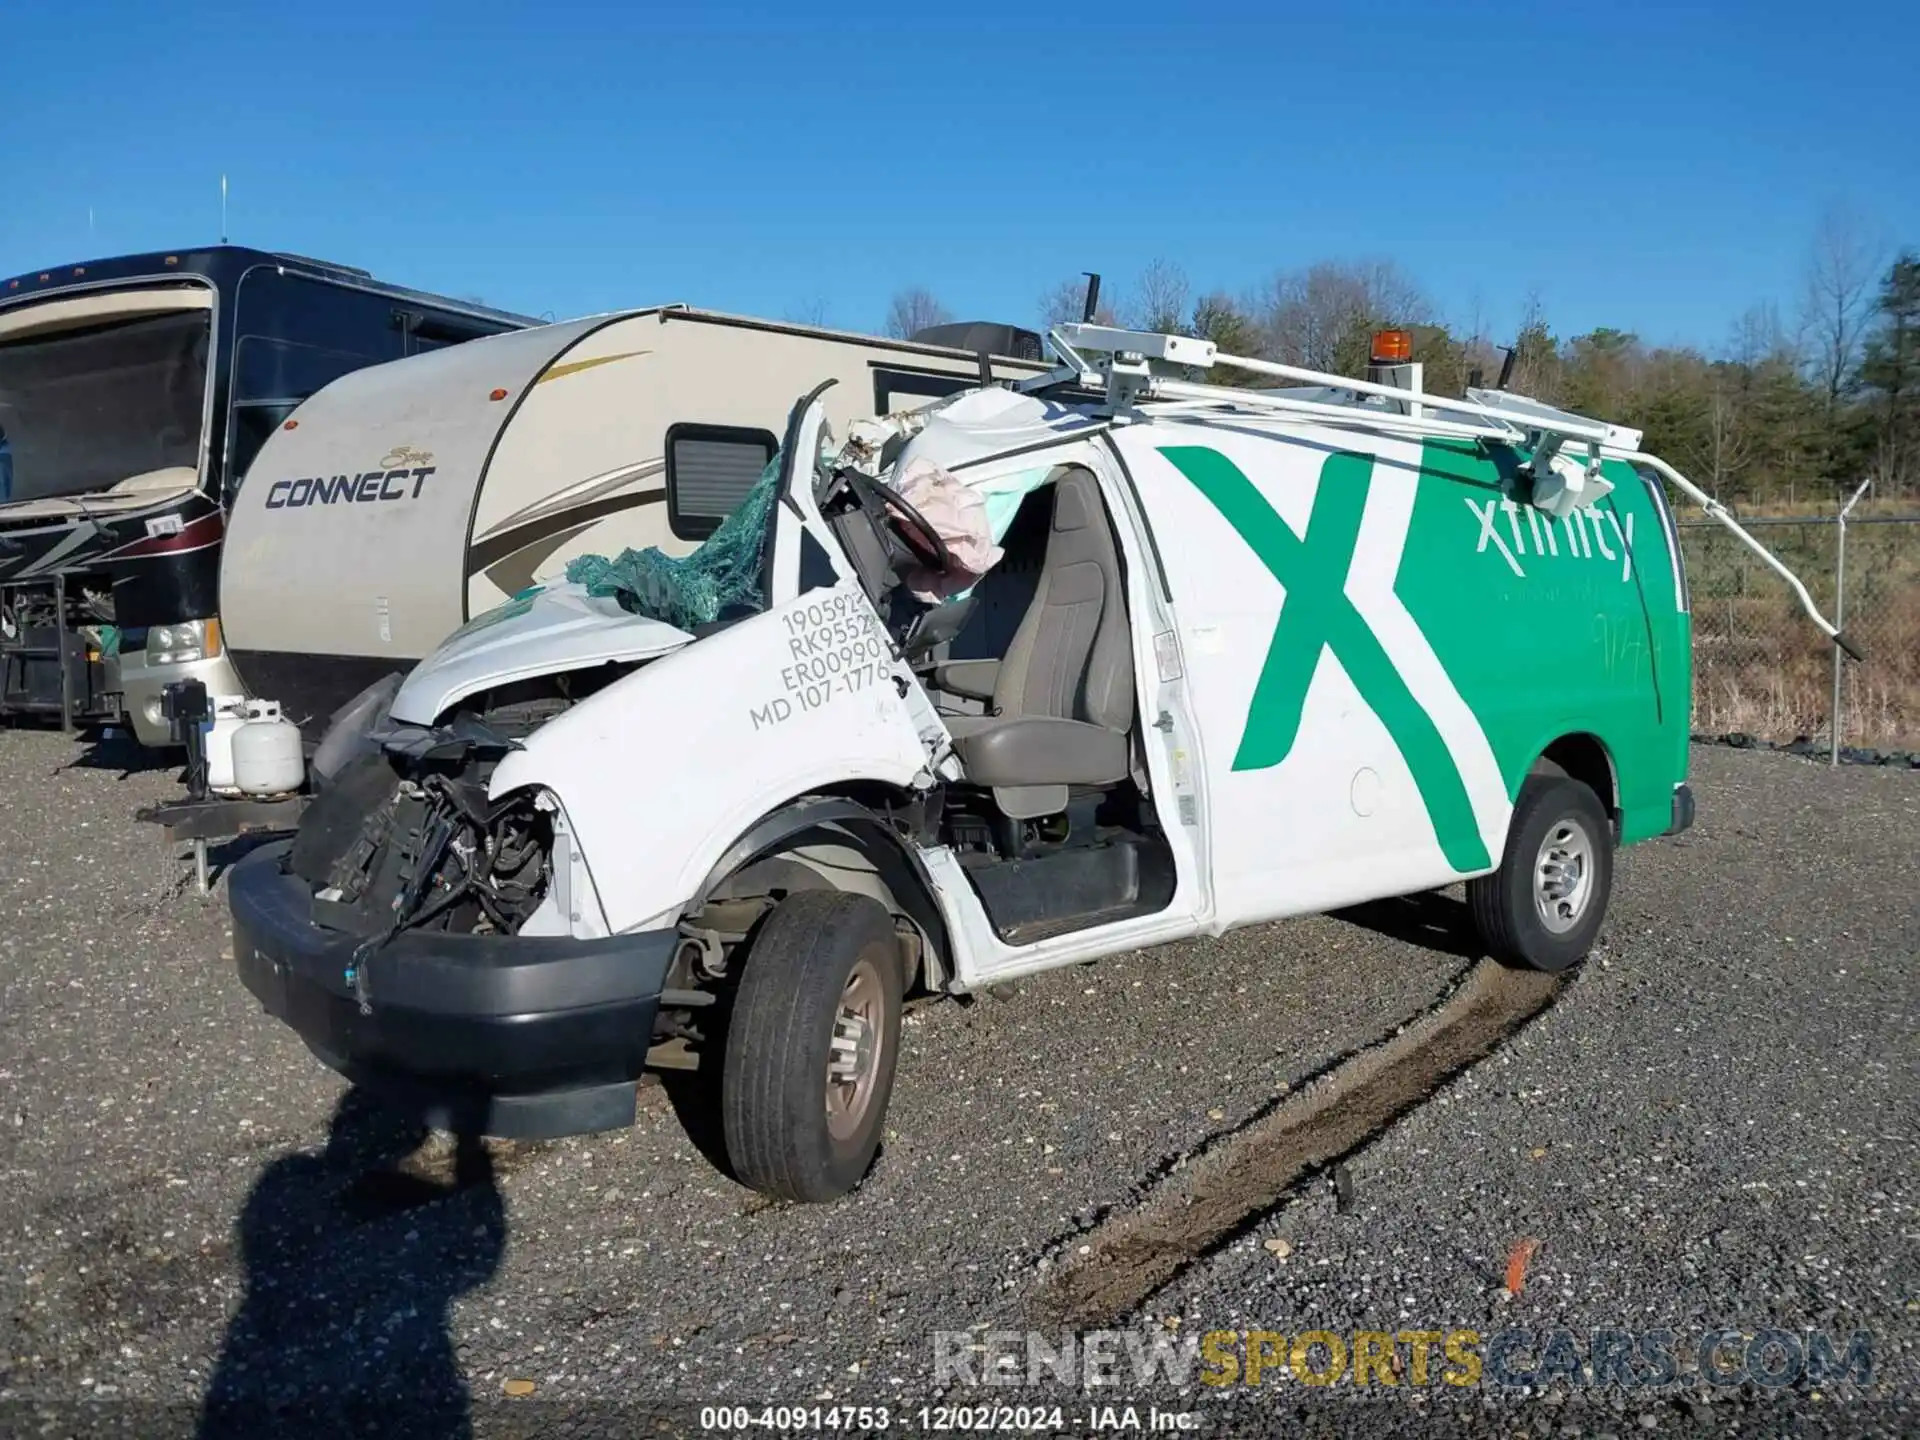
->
xmin=1161 ymin=445 xmax=1491 ymax=873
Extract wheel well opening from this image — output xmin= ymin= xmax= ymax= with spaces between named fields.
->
xmin=1533 ymin=734 xmax=1617 ymax=817
xmin=693 ymin=791 xmax=950 ymax=993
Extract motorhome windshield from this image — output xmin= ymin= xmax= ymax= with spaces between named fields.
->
xmin=0 ymin=310 xmax=210 ymax=504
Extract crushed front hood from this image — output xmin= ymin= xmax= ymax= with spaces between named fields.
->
xmin=390 ymin=583 xmax=692 ymax=724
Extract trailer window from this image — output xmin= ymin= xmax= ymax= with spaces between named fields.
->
xmin=667 ymin=423 xmax=778 ymax=540
xmin=871 ymin=364 xmax=978 ymax=415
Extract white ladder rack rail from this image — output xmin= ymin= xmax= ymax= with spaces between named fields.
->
xmin=1026 ymin=324 xmax=1860 ymax=658
xmin=1032 ymin=322 xmax=1640 ymax=449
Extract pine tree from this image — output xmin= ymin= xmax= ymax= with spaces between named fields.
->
xmin=1856 ymin=253 xmax=1920 ymax=492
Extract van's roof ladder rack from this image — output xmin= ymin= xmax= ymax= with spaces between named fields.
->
xmin=1027 ymin=324 xmax=1859 ymax=659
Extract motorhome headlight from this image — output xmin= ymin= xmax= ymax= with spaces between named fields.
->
xmin=147 ymin=618 xmax=222 ymax=666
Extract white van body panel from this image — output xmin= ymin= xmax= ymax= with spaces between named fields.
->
xmin=466 ymin=404 xmax=1216 ymax=986
xmin=388 ymin=585 xmax=692 ymax=725
xmin=489 ymin=581 xmax=931 ymax=935
xmin=1109 ymin=421 xmax=1512 ymax=930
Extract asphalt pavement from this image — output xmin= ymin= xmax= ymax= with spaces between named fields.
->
xmin=0 ymin=733 xmax=1912 ymax=1437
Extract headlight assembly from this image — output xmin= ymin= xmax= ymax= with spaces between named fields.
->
xmin=146 ymin=618 xmax=222 ymax=666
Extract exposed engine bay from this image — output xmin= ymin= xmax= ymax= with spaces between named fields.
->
xmin=291 ymin=730 xmax=554 ymax=943
xmin=292 ymin=662 xmax=646 ymax=948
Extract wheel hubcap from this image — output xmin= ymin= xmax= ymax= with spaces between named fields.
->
xmin=1534 ymin=820 xmax=1595 ymax=934
xmin=825 ymin=957 xmax=885 ymax=1141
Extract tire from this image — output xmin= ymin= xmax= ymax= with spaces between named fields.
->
xmin=1467 ymin=776 xmax=1613 ymax=973
xmin=721 ymin=890 xmax=904 ymax=1202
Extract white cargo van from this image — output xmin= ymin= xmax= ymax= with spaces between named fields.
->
xmin=228 ymin=324 xmax=1856 ymax=1202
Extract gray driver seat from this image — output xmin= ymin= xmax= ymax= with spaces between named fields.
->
xmin=943 ymin=467 xmax=1134 ymax=819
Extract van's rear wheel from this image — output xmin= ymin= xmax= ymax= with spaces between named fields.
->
xmin=1468 ymin=776 xmax=1613 ymax=972
xmin=721 ymin=890 xmax=903 ymax=1202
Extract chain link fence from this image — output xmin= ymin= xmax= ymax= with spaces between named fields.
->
xmin=1679 ymin=512 xmax=1920 ymax=753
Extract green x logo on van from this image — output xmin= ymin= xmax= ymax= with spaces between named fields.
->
xmin=1159 ymin=446 xmax=1491 ymax=873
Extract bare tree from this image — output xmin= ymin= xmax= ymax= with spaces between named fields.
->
xmin=1798 ymin=205 xmax=1883 ymax=464
xmin=1801 ymin=206 xmax=1880 ymax=399
xmin=1505 ymin=292 xmax=1563 ymax=403
xmin=1038 ymin=274 xmax=1116 ymax=329
xmin=1125 ymin=258 xmax=1191 ymax=334
xmin=1456 ymin=290 xmax=1502 ymax=385
xmin=883 ymin=287 xmax=953 ymax=340
xmin=784 ymin=297 xmax=830 ymax=328
xmin=1700 ymin=369 xmax=1752 ymax=499
xmin=1729 ymin=302 xmax=1792 ymax=370
xmin=1257 ymin=260 xmax=1430 ymax=373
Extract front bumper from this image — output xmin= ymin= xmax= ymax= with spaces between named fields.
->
xmin=230 ymin=840 xmax=675 ymax=1138
xmin=117 ymin=646 xmax=244 ymax=747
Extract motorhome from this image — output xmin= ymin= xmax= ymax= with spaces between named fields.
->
xmin=219 ymin=308 xmax=1048 ymax=737
xmin=0 ymin=246 xmax=533 ymax=742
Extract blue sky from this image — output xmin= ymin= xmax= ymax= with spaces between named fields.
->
xmin=3 ymin=0 xmax=1914 ymax=351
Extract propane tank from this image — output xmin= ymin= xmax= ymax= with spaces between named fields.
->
xmin=231 ymin=701 xmax=305 ymax=796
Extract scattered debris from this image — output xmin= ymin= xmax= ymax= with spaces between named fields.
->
xmin=1505 ymin=1236 xmax=1542 ymax=1297
xmin=1695 ymin=730 xmax=1920 ymax=768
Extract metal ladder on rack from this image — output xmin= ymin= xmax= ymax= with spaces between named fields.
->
xmin=0 ymin=571 xmax=107 ymax=731
xmin=1021 ymin=323 xmax=1863 ymax=661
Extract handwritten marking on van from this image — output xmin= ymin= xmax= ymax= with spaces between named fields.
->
xmin=754 ymin=606 xmax=892 ymax=729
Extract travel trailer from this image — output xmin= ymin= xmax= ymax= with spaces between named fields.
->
xmin=0 ymin=246 xmax=533 ymax=741
xmin=218 ymin=308 xmax=1048 ymax=738
xmin=228 ymin=322 xmax=1858 ymax=1201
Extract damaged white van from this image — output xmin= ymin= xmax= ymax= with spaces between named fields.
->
xmin=228 ymin=324 xmax=1854 ymax=1201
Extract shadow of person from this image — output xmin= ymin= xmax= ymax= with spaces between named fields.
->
xmin=200 ymin=1088 xmax=506 ymax=1439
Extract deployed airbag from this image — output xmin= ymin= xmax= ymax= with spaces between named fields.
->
xmin=891 ymin=457 xmax=1002 ymax=602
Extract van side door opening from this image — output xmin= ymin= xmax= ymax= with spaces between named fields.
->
xmin=916 ymin=470 xmax=1178 ymax=944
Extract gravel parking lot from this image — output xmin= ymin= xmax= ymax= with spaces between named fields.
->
xmin=0 ymin=733 xmax=1914 ymax=1437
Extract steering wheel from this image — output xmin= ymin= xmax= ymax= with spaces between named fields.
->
xmin=844 ymin=470 xmax=953 ymax=574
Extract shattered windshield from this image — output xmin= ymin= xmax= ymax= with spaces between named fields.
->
xmin=565 ymin=454 xmax=783 ymax=631
xmin=0 ymin=310 xmax=210 ymax=504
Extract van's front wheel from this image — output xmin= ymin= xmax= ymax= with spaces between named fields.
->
xmin=721 ymin=890 xmax=903 ymax=1202
xmin=1468 ymin=777 xmax=1613 ymax=972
